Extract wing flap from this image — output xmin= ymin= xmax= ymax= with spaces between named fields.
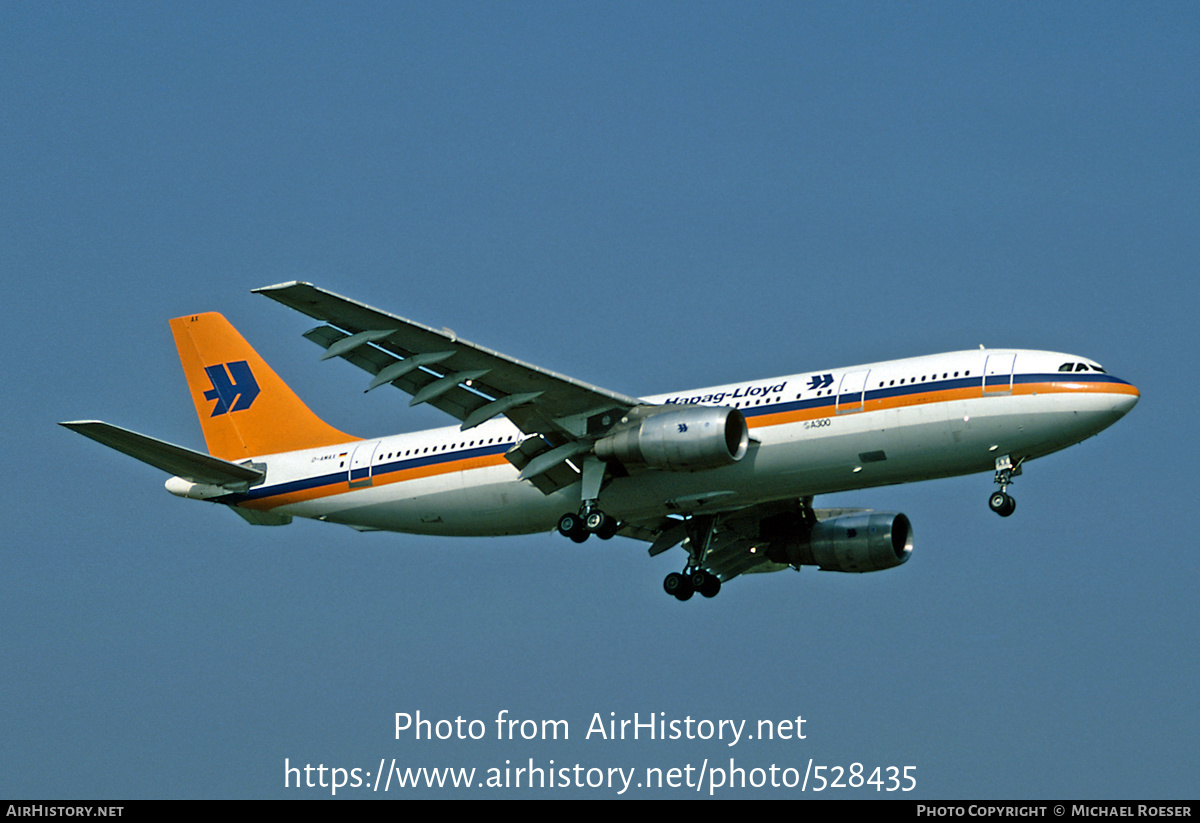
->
xmin=703 ymin=540 xmax=788 ymax=580
xmin=504 ymin=435 xmax=581 ymax=494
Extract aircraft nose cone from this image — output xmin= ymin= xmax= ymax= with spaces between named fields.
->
xmin=1112 ymin=383 xmax=1140 ymax=417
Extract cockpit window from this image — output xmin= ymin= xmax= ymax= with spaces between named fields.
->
xmin=1061 ymin=361 xmax=1107 ymax=373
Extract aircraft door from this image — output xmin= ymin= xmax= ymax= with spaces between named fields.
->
xmin=983 ymin=353 xmax=1016 ymax=395
xmin=348 ymin=441 xmax=380 ymax=489
xmin=836 ymin=369 xmax=871 ymax=414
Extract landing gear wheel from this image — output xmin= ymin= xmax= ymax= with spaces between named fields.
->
xmin=557 ymin=512 xmax=579 ymax=536
xmin=663 ymin=572 xmax=694 ymax=601
xmin=686 ymin=570 xmax=721 ymax=598
xmin=595 ymin=517 xmax=620 ymax=540
xmin=557 ymin=512 xmax=589 ymax=542
xmin=584 ymin=510 xmax=608 ymax=533
xmin=988 ymin=491 xmax=1016 ymax=517
xmin=681 ymin=570 xmax=721 ymax=599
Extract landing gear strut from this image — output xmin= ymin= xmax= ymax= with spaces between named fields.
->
xmin=663 ymin=515 xmax=722 ymax=601
xmin=989 ymin=454 xmax=1022 ymax=517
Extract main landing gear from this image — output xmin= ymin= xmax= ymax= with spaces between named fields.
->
xmin=988 ymin=454 xmax=1023 ymax=517
xmin=663 ymin=569 xmax=721 ymax=601
xmin=663 ymin=515 xmax=721 ymax=601
xmin=556 ymin=506 xmax=619 ymax=543
xmin=556 ymin=456 xmax=621 ymax=542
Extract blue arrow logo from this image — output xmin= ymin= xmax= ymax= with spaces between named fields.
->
xmin=807 ymin=374 xmax=834 ymax=391
xmin=203 ymin=361 xmax=260 ymax=416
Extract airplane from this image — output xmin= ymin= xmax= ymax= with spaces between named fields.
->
xmin=62 ymin=282 xmax=1140 ymax=601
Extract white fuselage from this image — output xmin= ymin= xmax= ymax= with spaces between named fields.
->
xmin=167 ymin=349 xmax=1139 ymax=535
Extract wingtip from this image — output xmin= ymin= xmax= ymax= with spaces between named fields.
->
xmin=252 ymin=280 xmax=311 ymax=295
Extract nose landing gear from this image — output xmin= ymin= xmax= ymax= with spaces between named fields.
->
xmin=989 ymin=454 xmax=1023 ymax=517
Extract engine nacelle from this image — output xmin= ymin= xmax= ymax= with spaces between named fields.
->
xmin=594 ymin=406 xmax=749 ymax=471
xmin=772 ymin=512 xmax=913 ymax=573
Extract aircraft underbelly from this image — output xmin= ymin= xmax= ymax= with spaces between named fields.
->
xmin=277 ymin=465 xmax=569 ymax=536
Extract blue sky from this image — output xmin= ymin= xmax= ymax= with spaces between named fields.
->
xmin=4 ymin=2 xmax=1197 ymax=798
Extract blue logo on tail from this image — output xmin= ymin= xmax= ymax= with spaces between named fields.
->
xmin=203 ymin=361 xmax=260 ymax=416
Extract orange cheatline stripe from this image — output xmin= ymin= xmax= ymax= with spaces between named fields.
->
xmin=239 ymin=453 xmax=511 ymax=510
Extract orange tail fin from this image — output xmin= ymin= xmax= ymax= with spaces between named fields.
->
xmin=170 ymin=313 xmax=357 ymax=460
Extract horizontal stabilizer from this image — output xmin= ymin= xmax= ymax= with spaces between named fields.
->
xmin=60 ymin=421 xmax=264 ymax=490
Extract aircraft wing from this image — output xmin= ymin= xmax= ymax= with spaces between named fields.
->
xmin=253 ymin=282 xmax=642 ymax=492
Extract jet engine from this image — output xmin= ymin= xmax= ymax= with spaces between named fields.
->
xmin=769 ymin=512 xmax=913 ymax=573
xmin=594 ymin=406 xmax=749 ymax=471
